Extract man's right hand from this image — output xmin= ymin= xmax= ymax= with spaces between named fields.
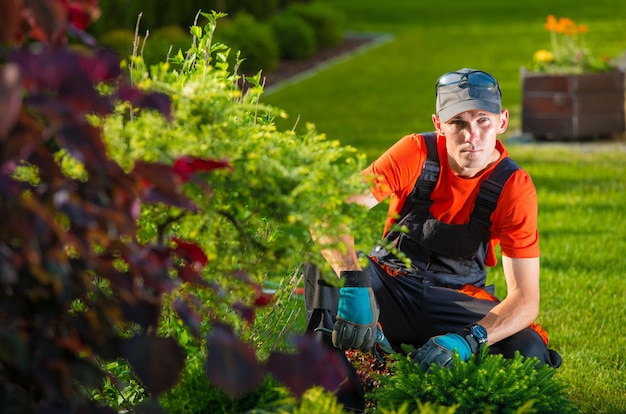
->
xmin=332 ymin=270 xmax=380 ymax=351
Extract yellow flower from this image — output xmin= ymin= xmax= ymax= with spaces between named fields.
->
xmin=533 ymin=49 xmax=554 ymax=63
xmin=529 ymin=15 xmax=612 ymax=73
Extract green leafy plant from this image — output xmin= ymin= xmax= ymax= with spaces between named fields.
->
xmin=98 ymin=8 xmax=373 ymax=411
xmin=527 ymin=15 xmax=613 ymax=74
xmin=0 ymin=3 xmax=369 ymax=412
xmin=372 ymin=350 xmax=578 ymax=414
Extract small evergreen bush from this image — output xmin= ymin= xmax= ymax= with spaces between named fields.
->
xmin=372 ymin=350 xmax=578 ymax=414
xmin=288 ymin=2 xmax=344 ymax=48
xmin=214 ymin=13 xmax=280 ymax=73
xmin=270 ymin=12 xmax=317 ymax=60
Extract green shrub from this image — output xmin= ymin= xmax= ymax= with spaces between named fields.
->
xmin=214 ymin=13 xmax=280 ymax=73
xmin=100 ymin=11 xmax=372 ymax=410
xmin=160 ymin=355 xmax=290 ymax=413
xmin=143 ymin=25 xmax=192 ymax=66
xmin=372 ymin=350 xmax=578 ymax=414
xmin=226 ymin=0 xmax=281 ymax=21
xmin=88 ymin=0 xmax=201 ymax=36
xmin=288 ymin=2 xmax=344 ymax=48
xmin=99 ymin=28 xmax=135 ymax=59
xmin=98 ymin=25 xmax=192 ymax=67
xmin=270 ymin=12 xmax=317 ymax=60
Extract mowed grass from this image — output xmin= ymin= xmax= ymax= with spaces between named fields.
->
xmin=261 ymin=0 xmax=626 ymax=412
xmin=489 ymin=143 xmax=626 ymax=413
xmin=263 ymin=0 xmax=626 ymax=161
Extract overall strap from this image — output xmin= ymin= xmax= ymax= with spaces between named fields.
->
xmin=399 ymin=132 xmax=439 ymax=218
xmin=471 ymin=157 xmax=520 ymax=226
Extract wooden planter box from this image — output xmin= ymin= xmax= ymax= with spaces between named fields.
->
xmin=521 ymin=70 xmax=626 ymax=140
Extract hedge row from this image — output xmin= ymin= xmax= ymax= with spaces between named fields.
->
xmin=89 ymin=0 xmax=308 ymax=36
xmin=95 ymin=1 xmax=344 ymax=75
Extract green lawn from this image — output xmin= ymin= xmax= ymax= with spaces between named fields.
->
xmin=261 ymin=1 xmax=626 ymax=412
xmin=263 ymin=0 xmax=626 ymax=161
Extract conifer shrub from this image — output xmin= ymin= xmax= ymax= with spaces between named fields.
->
xmin=269 ymin=12 xmax=317 ymax=61
xmin=372 ymin=350 xmax=578 ymax=414
xmin=288 ymin=2 xmax=344 ymax=48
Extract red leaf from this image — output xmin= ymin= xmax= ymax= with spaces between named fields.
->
xmin=266 ymin=335 xmax=349 ymax=398
xmin=131 ymin=162 xmax=198 ymax=211
xmin=254 ymin=291 xmax=274 ymax=307
xmin=172 ymin=238 xmax=208 ymax=267
xmin=120 ymin=298 xmax=161 ymax=330
xmin=122 ymin=335 xmax=184 ymax=396
xmin=62 ymin=0 xmax=90 ymax=30
xmin=173 ymin=156 xmax=232 ymax=181
xmin=233 ymin=301 xmax=256 ymax=324
xmin=205 ymin=322 xmax=264 ymax=395
xmin=116 ymin=85 xmax=171 ymax=119
xmin=172 ymin=299 xmax=202 ymax=336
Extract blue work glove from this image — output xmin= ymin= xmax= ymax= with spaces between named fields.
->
xmin=410 ymin=333 xmax=471 ymax=371
xmin=332 ymin=270 xmax=380 ymax=351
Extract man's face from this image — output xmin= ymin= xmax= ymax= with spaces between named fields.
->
xmin=432 ymin=109 xmax=509 ymax=177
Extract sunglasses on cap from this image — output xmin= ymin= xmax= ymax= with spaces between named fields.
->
xmin=435 ymin=70 xmax=501 ymax=94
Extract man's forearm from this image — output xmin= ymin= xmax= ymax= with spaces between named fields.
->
xmin=312 ymin=231 xmax=361 ymax=276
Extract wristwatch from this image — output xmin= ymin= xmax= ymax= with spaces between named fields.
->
xmin=463 ymin=323 xmax=488 ymax=353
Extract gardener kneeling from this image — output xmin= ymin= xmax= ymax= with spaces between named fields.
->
xmin=305 ymin=68 xmax=562 ymax=410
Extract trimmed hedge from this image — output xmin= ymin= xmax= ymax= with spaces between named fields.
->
xmin=270 ymin=12 xmax=317 ymax=60
xmin=288 ymin=2 xmax=344 ymax=48
xmin=214 ymin=13 xmax=280 ymax=74
xmin=94 ymin=1 xmax=345 ymax=75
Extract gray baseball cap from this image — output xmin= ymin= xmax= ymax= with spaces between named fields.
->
xmin=435 ymin=68 xmax=502 ymax=122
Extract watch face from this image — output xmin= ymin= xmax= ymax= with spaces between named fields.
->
xmin=471 ymin=324 xmax=488 ymax=342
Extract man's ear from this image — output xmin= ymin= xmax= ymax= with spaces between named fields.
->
xmin=432 ymin=114 xmax=444 ymax=134
xmin=497 ymin=109 xmax=510 ymax=134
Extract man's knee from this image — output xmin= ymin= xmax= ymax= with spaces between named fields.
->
xmin=490 ymin=328 xmax=560 ymax=367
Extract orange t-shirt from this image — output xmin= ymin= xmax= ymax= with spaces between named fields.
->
xmin=362 ymin=133 xmax=539 ymax=267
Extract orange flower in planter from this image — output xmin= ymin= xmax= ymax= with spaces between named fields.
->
xmin=528 ymin=15 xmax=612 ymax=74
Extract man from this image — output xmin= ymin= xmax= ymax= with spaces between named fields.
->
xmin=305 ymin=68 xmax=561 ymax=407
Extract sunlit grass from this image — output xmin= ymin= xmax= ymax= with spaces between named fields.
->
xmin=263 ymin=1 xmax=626 ymax=162
xmin=261 ymin=0 xmax=626 ymax=409
xmin=484 ymin=143 xmax=626 ymax=413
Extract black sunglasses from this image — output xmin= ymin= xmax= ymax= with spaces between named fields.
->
xmin=435 ymin=70 xmax=501 ymax=93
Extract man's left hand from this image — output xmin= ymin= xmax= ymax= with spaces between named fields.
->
xmin=410 ymin=333 xmax=471 ymax=371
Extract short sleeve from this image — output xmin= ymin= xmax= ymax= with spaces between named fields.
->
xmin=491 ymin=169 xmax=540 ymax=259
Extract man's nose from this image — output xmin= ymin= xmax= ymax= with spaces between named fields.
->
xmin=464 ymin=124 xmax=479 ymax=143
